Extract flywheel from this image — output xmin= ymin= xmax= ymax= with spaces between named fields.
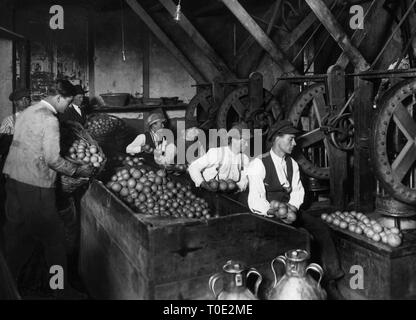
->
xmin=287 ymin=84 xmax=330 ymax=180
xmin=216 ymin=86 xmax=282 ymax=135
xmin=185 ymin=88 xmax=216 ymax=130
xmin=371 ymin=78 xmax=416 ymax=205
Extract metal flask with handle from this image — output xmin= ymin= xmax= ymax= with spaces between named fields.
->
xmin=268 ymin=249 xmax=327 ymax=300
xmin=209 ymin=260 xmax=262 ymax=300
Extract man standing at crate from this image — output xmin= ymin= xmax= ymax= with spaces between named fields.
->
xmin=2 ymin=79 xmax=94 ymax=299
xmin=188 ymin=122 xmax=250 ymax=192
xmin=245 ymin=120 xmax=345 ymax=300
xmin=126 ymin=111 xmax=176 ymax=165
xmin=58 ymin=85 xmax=88 ymax=125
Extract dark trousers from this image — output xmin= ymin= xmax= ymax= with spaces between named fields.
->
xmin=237 ymin=190 xmax=344 ymax=281
xmin=2 ymin=179 xmax=68 ymax=286
xmin=293 ymin=211 xmax=344 ymax=281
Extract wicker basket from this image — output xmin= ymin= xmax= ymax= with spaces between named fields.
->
xmin=60 ymin=121 xmax=107 ymax=193
xmin=85 ymin=113 xmax=131 ymax=149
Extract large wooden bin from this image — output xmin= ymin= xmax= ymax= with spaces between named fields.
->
xmin=79 ymin=180 xmax=310 ymax=300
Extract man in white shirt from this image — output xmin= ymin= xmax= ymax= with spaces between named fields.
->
xmin=246 ymin=120 xmax=345 ymax=299
xmin=188 ymin=123 xmax=250 ymax=192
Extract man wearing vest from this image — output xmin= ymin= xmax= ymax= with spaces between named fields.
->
xmin=246 ymin=120 xmax=345 ymax=300
xmin=126 ymin=111 xmax=176 ymax=165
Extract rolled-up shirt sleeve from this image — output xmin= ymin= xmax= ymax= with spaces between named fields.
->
xmin=289 ymin=159 xmax=305 ymax=210
xmin=154 ymin=142 xmax=176 ymax=165
xmin=126 ymin=134 xmax=146 ymax=154
xmin=188 ymin=148 xmax=218 ymax=187
xmin=237 ymin=155 xmax=250 ymax=191
xmin=43 ymin=115 xmax=77 ymax=176
xmin=247 ymin=158 xmax=271 ymax=216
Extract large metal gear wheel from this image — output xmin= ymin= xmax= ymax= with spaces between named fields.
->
xmin=371 ymin=78 xmax=416 ymax=207
xmin=185 ymin=88 xmax=215 ymax=129
xmin=216 ymin=86 xmax=282 ymax=135
xmin=287 ymin=84 xmax=330 ymax=180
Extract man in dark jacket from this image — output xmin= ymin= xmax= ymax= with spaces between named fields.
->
xmin=58 ymin=85 xmax=88 ymax=125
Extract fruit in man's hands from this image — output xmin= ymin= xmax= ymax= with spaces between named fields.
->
xmin=219 ymin=180 xmax=228 ymax=191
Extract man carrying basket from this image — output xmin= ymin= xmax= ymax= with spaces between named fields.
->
xmin=2 ymin=80 xmax=93 ymax=299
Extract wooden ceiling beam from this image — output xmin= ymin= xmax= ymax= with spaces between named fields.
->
xmin=158 ymin=0 xmax=235 ymax=80
xmin=336 ymin=0 xmax=379 ymax=69
xmin=305 ymin=0 xmax=370 ymax=71
xmin=235 ymin=0 xmax=282 ymax=65
xmin=125 ymin=0 xmax=206 ymax=83
xmin=220 ymin=0 xmax=298 ymax=74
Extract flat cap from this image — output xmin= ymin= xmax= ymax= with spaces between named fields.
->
xmin=268 ymin=120 xmax=301 ymax=141
xmin=9 ymin=88 xmax=30 ymax=102
xmin=146 ymin=112 xmax=166 ymax=127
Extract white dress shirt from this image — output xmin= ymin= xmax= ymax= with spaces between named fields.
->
xmin=188 ymin=146 xmax=250 ymax=191
xmin=247 ymin=149 xmax=305 ymax=216
xmin=72 ymin=104 xmax=82 ymax=116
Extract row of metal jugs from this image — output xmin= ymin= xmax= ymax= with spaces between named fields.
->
xmin=209 ymin=249 xmax=327 ymax=300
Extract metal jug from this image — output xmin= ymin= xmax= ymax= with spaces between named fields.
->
xmin=268 ymin=249 xmax=326 ymax=300
xmin=209 ymin=260 xmax=262 ymax=300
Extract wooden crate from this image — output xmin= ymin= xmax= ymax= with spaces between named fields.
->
xmin=79 ymin=180 xmax=310 ymax=300
xmin=330 ymin=226 xmax=416 ymax=300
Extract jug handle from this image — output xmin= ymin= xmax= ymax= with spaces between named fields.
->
xmin=208 ymin=273 xmax=222 ymax=300
xmin=247 ymin=268 xmax=263 ymax=297
xmin=271 ymin=256 xmax=286 ymax=288
xmin=306 ymin=263 xmax=324 ymax=286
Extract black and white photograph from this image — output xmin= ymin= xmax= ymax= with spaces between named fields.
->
xmin=0 ymin=0 xmax=416 ymax=306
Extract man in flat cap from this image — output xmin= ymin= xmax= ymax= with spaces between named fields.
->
xmin=126 ymin=110 xmax=176 ymax=165
xmin=0 ymin=88 xmax=31 ymax=135
xmin=246 ymin=120 xmax=345 ymax=299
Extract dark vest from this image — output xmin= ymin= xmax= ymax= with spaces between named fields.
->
xmin=144 ymin=131 xmax=157 ymax=149
xmin=262 ymin=153 xmax=293 ymax=203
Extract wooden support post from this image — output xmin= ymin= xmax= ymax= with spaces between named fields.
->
xmin=353 ymin=76 xmax=375 ymax=212
xmin=158 ymin=0 xmax=235 ymax=79
xmin=212 ymin=77 xmax=225 ymax=111
xmin=143 ymin=29 xmax=150 ymax=99
xmin=248 ymin=72 xmax=263 ymax=112
xmin=305 ymin=0 xmax=370 ymax=71
xmin=125 ymin=0 xmax=206 ymax=84
xmin=326 ymin=65 xmax=347 ymax=209
xmin=220 ymin=0 xmax=298 ymax=74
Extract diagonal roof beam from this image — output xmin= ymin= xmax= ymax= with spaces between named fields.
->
xmin=125 ymin=0 xmax=206 ymax=83
xmin=305 ymin=0 xmax=370 ymax=71
xmin=158 ymin=0 xmax=235 ymax=80
xmin=220 ymin=0 xmax=299 ymax=75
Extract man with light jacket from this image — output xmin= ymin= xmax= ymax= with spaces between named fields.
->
xmin=2 ymin=80 xmax=93 ymax=299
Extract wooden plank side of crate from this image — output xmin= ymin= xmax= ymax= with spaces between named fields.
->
xmin=391 ymin=254 xmax=416 ymax=299
xmin=79 ymin=205 xmax=151 ymax=299
xmin=150 ymin=214 xmax=310 ymax=284
xmin=334 ymin=235 xmax=391 ymax=300
xmin=83 ymin=181 xmax=152 ymax=271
